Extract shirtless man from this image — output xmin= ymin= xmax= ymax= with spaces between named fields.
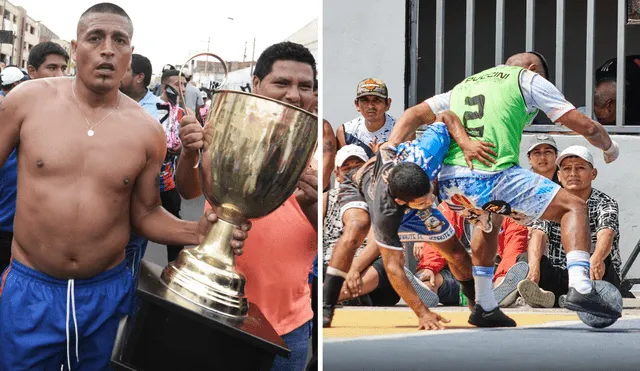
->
xmin=0 ymin=4 xmax=248 ymax=370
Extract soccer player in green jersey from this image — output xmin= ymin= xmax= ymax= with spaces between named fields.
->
xmin=387 ymin=52 xmax=621 ymax=325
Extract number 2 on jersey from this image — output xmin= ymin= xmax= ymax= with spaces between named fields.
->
xmin=462 ymin=94 xmax=485 ymax=138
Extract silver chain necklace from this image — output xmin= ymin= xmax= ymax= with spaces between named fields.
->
xmin=70 ymin=80 xmax=121 ymax=137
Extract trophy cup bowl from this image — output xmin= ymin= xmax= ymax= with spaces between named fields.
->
xmin=161 ymin=54 xmax=317 ymax=318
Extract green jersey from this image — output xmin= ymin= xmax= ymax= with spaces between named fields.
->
xmin=445 ymin=65 xmax=538 ymax=171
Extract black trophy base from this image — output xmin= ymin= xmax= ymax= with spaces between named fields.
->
xmin=111 ymin=261 xmax=289 ymax=371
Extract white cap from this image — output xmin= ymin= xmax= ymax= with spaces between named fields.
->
xmin=200 ymin=91 xmax=207 ymax=99
xmin=527 ymin=134 xmax=558 ymax=154
xmin=556 ymin=145 xmax=594 ymax=167
xmin=1 ymin=66 xmax=24 ymax=86
xmin=335 ymin=145 xmax=368 ymax=169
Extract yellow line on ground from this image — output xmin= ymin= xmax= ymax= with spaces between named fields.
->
xmin=324 ymin=309 xmax=579 ymax=339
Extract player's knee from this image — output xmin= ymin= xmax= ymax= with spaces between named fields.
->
xmin=565 ymin=194 xmax=587 ymax=215
xmin=344 ymin=217 xmax=370 ymax=237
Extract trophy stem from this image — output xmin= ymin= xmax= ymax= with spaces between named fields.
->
xmin=161 ymin=219 xmax=249 ymax=317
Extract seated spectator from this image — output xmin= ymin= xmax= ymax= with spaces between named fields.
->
xmin=336 ymin=78 xmax=401 ymax=158
xmin=593 ymin=55 xmax=640 ymax=125
xmin=517 ymin=145 xmax=621 ymax=307
xmin=323 ymin=145 xmax=400 ymax=306
xmin=526 ymin=134 xmax=560 ymax=184
xmin=417 ymin=202 xmax=529 ymax=307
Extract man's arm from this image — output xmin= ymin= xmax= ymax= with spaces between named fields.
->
xmin=335 ymin=124 xmax=347 ymax=149
xmin=0 ymin=84 xmax=25 ymax=168
xmin=591 ymin=198 xmax=619 ymax=279
xmin=131 ymin=121 xmax=200 ymax=246
xmin=527 ymin=227 xmax=548 ymax=284
xmin=556 ymin=110 xmax=614 ymax=154
xmin=323 ymin=120 xmax=337 ymax=191
xmin=175 ymin=115 xmax=204 ymax=199
xmin=349 ymin=228 xmax=381 ymax=274
xmin=388 ymin=102 xmax=437 ymax=146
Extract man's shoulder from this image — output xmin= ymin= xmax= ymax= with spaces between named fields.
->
xmin=589 ymin=188 xmax=618 ymax=206
xmin=341 ymin=115 xmax=363 ymax=130
xmin=13 ymin=76 xmax=66 ymax=96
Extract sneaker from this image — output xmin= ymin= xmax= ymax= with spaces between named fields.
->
xmin=558 ymin=294 xmax=567 ymax=309
xmin=564 ymin=285 xmax=622 ymax=319
xmin=517 ymin=279 xmax=555 ymax=308
xmin=498 ymin=289 xmax=520 ymax=308
xmin=468 ymin=304 xmax=517 ymax=327
xmin=494 ymin=261 xmax=529 ymax=307
xmin=404 ymin=267 xmax=440 ymax=307
xmin=323 ymin=305 xmax=335 ymax=328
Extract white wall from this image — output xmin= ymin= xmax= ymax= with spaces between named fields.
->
xmin=323 ymin=0 xmax=406 ymax=129
xmin=520 ymin=134 xmax=640 ymax=279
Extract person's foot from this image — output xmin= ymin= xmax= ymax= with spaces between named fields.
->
xmin=558 ymin=294 xmax=567 ymax=309
xmin=468 ymin=305 xmax=517 ymax=327
xmin=404 ymin=267 xmax=440 ymax=308
xmin=564 ymin=284 xmax=622 ymax=319
xmin=517 ymin=279 xmax=555 ymax=308
xmin=494 ymin=261 xmax=529 ymax=307
xmin=323 ymin=305 xmax=335 ymax=328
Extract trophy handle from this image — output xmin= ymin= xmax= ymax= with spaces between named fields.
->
xmin=177 ymin=52 xmax=229 ymax=169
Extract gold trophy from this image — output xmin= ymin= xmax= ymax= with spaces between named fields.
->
xmin=161 ymin=53 xmax=318 ymax=318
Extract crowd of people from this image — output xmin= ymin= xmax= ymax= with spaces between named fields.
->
xmin=0 ymin=2 xmax=318 ymax=371
xmin=322 ymin=51 xmax=623 ymax=331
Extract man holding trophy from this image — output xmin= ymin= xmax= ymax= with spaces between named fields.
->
xmin=0 ymin=3 xmax=250 ymax=370
xmin=175 ymin=41 xmax=318 ymax=371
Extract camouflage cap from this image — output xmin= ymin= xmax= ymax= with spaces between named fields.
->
xmin=356 ymin=78 xmax=388 ymax=99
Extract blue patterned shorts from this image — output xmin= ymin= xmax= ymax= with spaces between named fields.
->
xmin=438 ymin=165 xmax=561 ymax=232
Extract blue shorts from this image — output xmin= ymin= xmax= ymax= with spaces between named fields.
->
xmin=438 ymin=165 xmax=561 ymax=231
xmin=125 ymin=233 xmax=149 ymax=284
xmin=397 ymin=207 xmax=456 ymax=245
xmin=0 ymin=259 xmax=134 ymax=371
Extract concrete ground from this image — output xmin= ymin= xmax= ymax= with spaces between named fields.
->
xmin=324 ymin=303 xmax=640 ymax=371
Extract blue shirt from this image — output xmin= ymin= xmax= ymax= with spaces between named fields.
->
xmin=0 ymin=149 xmax=17 ymax=232
xmin=139 ymin=89 xmax=164 ymax=118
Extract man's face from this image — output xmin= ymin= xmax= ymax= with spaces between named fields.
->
xmin=402 ymin=193 xmax=436 ymax=211
xmin=594 ymin=100 xmax=616 ymax=125
xmin=71 ymin=13 xmax=133 ymax=93
xmin=252 ymin=60 xmax=314 ymax=110
xmin=558 ymin=157 xmax=597 ymax=192
xmin=528 ymin=144 xmax=557 ymax=176
xmin=334 ymin=157 xmax=364 ymax=183
xmin=29 ymin=54 xmax=68 ymax=79
xmin=355 ymin=95 xmax=390 ymax=123
xmin=119 ymin=65 xmax=134 ymax=95
xmin=165 ymin=75 xmax=187 ymax=98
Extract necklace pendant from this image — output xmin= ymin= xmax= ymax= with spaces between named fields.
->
xmin=87 ymin=129 xmax=95 ymax=137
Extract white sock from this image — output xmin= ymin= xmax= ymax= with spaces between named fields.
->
xmin=473 ymin=266 xmax=498 ymax=311
xmin=567 ymin=250 xmax=592 ymax=294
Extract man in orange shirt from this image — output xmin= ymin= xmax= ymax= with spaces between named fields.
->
xmin=416 ymin=202 xmax=529 ymax=307
xmin=175 ymin=41 xmax=318 ymax=371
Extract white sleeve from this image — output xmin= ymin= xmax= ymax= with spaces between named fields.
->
xmin=519 ymin=69 xmax=575 ymax=122
xmin=424 ymin=90 xmax=452 ymax=115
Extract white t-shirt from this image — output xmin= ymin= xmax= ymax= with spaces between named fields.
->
xmin=425 ymin=68 xmax=575 ymax=123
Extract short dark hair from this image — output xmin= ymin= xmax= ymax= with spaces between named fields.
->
xmin=78 ymin=3 xmax=133 ymax=36
xmin=388 ymin=163 xmax=432 ymax=202
xmin=161 ymin=69 xmax=180 ymax=84
xmin=253 ymin=41 xmax=316 ymax=82
xmin=27 ymin=42 xmax=69 ymax=70
xmin=131 ymin=54 xmax=152 ymax=87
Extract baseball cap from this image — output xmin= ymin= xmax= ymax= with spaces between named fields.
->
xmin=527 ymin=134 xmax=558 ymax=154
xmin=335 ymin=145 xmax=368 ymax=169
xmin=556 ymin=145 xmax=594 ymax=167
xmin=1 ymin=66 xmax=26 ymax=86
xmin=200 ymin=91 xmax=207 ymax=99
xmin=356 ymin=78 xmax=388 ymax=99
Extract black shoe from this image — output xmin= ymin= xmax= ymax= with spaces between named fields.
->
xmin=468 ymin=305 xmax=516 ymax=327
xmin=564 ymin=286 xmax=621 ymax=319
xmin=323 ymin=305 xmax=335 ymax=328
